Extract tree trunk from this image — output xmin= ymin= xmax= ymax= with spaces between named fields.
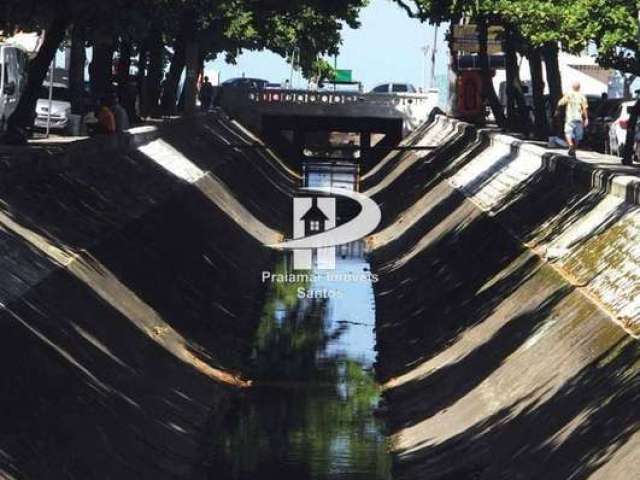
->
xmin=177 ymin=80 xmax=186 ymax=112
xmin=137 ymin=40 xmax=149 ymax=117
xmin=147 ymin=28 xmax=164 ymax=117
xmin=116 ymin=39 xmax=139 ymax=122
xmin=89 ymin=33 xmax=115 ymax=99
xmin=5 ymin=5 xmax=71 ymax=141
xmin=509 ymin=45 xmax=534 ymax=134
xmin=117 ymin=39 xmax=131 ymax=89
xmin=161 ymin=34 xmax=186 ymax=115
xmin=504 ymin=26 xmax=517 ymax=125
xmin=446 ymin=25 xmax=459 ymax=116
xmin=505 ymin=27 xmax=532 ymax=132
xmin=183 ymin=42 xmax=202 ymax=115
xmin=69 ymin=23 xmax=86 ymax=115
xmin=528 ymin=47 xmax=548 ymax=139
xmin=543 ymin=42 xmax=562 ymax=108
xmin=478 ymin=17 xmax=506 ymax=127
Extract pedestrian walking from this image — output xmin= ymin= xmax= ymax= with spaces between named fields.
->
xmin=199 ymin=76 xmax=214 ymax=111
xmin=556 ymin=81 xmax=589 ymax=157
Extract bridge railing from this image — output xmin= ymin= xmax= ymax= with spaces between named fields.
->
xmin=246 ymin=88 xmax=437 ymax=108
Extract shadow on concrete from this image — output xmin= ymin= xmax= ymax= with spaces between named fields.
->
xmin=383 ymin=285 xmax=572 ymax=432
xmin=394 ymin=336 xmax=640 ymax=480
xmin=0 ymin=113 xmax=296 ymax=478
xmin=365 ymin=118 xmax=640 ymax=480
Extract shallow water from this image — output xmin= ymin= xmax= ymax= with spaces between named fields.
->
xmin=204 ymin=162 xmax=390 ymax=480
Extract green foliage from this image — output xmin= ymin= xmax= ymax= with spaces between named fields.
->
xmin=395 ymin=0 xmax=640 ymax=74
xmin=2 ymin=0 xmax=367 ymax=72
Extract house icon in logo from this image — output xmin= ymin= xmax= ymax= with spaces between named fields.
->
xmin=269 ymin=187 xmax=382 ymax=272
xmin=293 ymin=196 xmax=336 ymax=270
xmin=301 ymin=198 xmax=329 ymax=236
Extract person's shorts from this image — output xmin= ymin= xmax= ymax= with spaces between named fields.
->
xmin=564 ymin=120 xmax=584 ymax=142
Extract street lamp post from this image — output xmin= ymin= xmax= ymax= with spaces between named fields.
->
xmin=45 ymin=61 xmax=54 ymax=138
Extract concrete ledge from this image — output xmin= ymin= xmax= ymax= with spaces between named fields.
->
xmin=369 ymin=113 xmax=640 ymax=480
xmin=432 ymin=114 xmax=640 ymax=330
xmin=0 ymin=125 xmax=163 ymax=187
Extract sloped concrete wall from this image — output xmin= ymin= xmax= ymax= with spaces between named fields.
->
xmin=370 ymin=116 xmax=640 ymax=479
xmin=0 ymin=113 xmax=295 ymax=479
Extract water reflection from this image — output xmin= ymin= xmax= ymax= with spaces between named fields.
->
xmin=206 ymin=256 xmax=390 ymax=480
xmin=304 ymin=161 xmax=358 ymax=190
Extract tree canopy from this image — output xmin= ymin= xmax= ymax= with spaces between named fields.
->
xmin=0 ymin=0 xmax=368 ymax=137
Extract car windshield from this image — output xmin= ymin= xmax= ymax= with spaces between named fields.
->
xmin=372 ymin=84 xmax=388 ymax=93
xmin=39 ymin=86 xmax=70 ymax=102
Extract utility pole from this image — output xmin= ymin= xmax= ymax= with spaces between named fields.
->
xmin=430 ymin=25 xmax=439 ymax=89
xmin=421 ymin=44 xmax=430 ymax=91
xmin=334 ymin=54 xmax=337 ymax=92
xmin=289 ymin=47 xmax=299 ymax=89
xmin=45 ymin=61 xmax=54 ymax=138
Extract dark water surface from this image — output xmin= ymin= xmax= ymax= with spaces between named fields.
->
xmin=204 ymin=164 xmax=390 ymax=480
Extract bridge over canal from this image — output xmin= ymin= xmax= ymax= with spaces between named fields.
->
xmin=218 ymin=86 xmax=439 ymax=167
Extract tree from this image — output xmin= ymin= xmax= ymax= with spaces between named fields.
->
xmin=69 ymin=24 xmax=86 ymax=115
xmin=2 ymin=0 xmax=153 ymax=139
xmin=394 ymin=0 xmax=509 ymax=125
xmin=159 ymin=0 xmax=367 ymax=114
xmin=399 ymin=1 xmax=573 ymax=130
xmin=2 ymin=0 xmax=72 ymax=143
xmin=566 ymin=0 xmax=639 ymax=163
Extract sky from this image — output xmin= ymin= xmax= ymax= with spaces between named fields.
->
xmin=206 ymin=0 xmax=449 ymax=92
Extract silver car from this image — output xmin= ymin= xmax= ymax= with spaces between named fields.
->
xmin=369 ymin=83 xmax=418 ymax=94
xmin=34 ymin=83 xmax=71 ymax=131
xmin=0 ymin=43 xmax=29 ymax=130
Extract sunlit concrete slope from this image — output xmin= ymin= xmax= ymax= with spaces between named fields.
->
xmin=370 ymin=115 xmax=640 ymax=480
xmin=0 ymin=113 xmax=295 ymax=479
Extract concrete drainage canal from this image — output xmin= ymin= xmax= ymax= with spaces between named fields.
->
xmin=204 ymin=161 xmax=391 ymax=480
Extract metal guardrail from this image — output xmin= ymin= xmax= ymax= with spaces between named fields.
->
xmin=246 ymin=89 xmax=434 ymax=108
xmin=219 ymin=143 xmax=437 ymax=151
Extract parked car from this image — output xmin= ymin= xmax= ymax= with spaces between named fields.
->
xmin=34 ymin=82 xmax=72 ymax=132
xmin=0 ymin=43 xmax=29 ymax=131
xmin=221 ymin=77 xmax=269 ymax=90
xmin=369 ymin=83 xmax=418 ymax=94
xmin=607 ymin=100 xmax=639 ymax=156
xmin=584 ymin=97 xmax=623 ymax=153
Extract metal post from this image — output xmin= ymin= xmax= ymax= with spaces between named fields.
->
xmin=430 ymin=25 xmax=439 ymax=89
xmin=421 ymin=45 xmax=429 ymax=91
xmin=289 ymin=47 xmax=298 ymax=89
xmin=0 ymin=46 xmax=5 ymax=131
xmin=334 ymin=54 xmax=337 ymax=92
xmin=45 ymin=61 xmax=54 ymax=138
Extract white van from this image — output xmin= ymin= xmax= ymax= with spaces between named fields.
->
xmin=0 ymin=43 xmax=29 ymax=130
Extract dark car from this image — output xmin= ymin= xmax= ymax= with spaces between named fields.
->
xmin=221 ymin=77 xmax=269 ymax=90
xmin=584 ymin=97 xmax=623 ymax=153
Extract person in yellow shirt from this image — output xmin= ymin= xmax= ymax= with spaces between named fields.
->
xmin=557 ymin=81 xmax=589 ymax=157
